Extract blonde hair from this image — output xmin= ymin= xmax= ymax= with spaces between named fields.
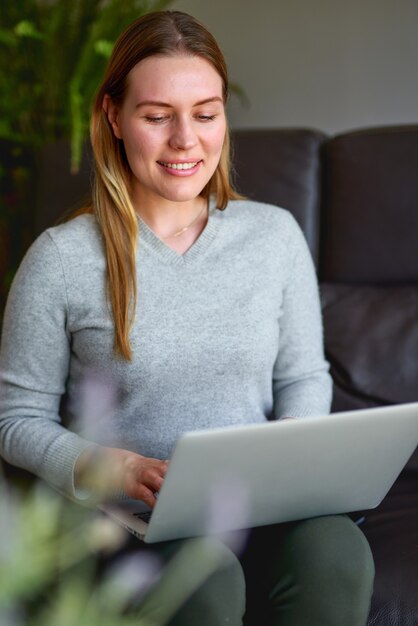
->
xmin=86 ymin=10 xmax=241 ymax=359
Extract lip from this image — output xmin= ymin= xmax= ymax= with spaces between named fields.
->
xmin=157 ymin=159 xmax=203 ymax=177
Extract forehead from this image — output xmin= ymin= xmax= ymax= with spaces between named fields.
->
xmin=126 ymin=54 xmax=224 ymax=102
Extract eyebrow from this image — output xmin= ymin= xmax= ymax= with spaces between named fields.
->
xmin=135 ymin=96 xmax=223 ymax=109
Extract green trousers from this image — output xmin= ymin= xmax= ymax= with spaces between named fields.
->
xmin=126 ymin=515 xmax=375 ymax=626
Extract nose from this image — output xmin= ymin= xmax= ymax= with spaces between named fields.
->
xmin=169 ymin=116 xmax=198 ymax=151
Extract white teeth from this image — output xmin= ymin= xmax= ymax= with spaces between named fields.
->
xmin=159 ymin=161 xmax=199 ymax=170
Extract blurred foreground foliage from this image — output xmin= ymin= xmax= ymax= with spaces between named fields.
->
xmin=0 ymin=473 xmax=230 ymax=626
xmin=0 ymin=475 xmax=151 ymax=626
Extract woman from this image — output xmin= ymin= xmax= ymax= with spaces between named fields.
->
xmin=0 ymin=10 xmax=374 ymax=625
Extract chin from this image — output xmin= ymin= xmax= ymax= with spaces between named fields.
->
xmin=160 ymin=183 xmax=209 ymax=203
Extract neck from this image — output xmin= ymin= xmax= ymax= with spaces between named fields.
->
xmin=135 ymin=196 xmax=208 ymax=240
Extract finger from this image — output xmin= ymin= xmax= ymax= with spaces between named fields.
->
xmin=155 ymin=462 xmax=169 ymax=478
xmin=132 ymin=484 xmax=158 ymax=508
xmin=146 ymin=460 xmax=169 ymax=478
xmin=142 ymin=469 xmax=165 ymax=492
xmin=149 ymin=458 xmax=169 ymax=470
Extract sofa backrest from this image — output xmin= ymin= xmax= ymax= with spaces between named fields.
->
xmin=320 ymin=125 xmax=418 ymax=283
xmin=231 ymin=129 xmax=326 ymax=266
xmin=233 ymin=126 xmax=418 ymax=472
xmin=319 ymin=127 xmax=418 ymax=470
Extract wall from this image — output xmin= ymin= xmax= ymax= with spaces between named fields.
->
xmin=173 ymin=0 xmax=418 ymax=134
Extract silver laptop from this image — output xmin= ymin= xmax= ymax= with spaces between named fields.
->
xmin=100 ymin=403 xmax=418 ymax=543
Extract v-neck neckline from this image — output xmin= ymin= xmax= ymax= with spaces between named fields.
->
xmin=137 ymin=201 xmax=221 ymax=266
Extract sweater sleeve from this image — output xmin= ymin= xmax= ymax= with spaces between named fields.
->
xmin=0 ymin=232 xmax=93 ymax=496
xmin=272 ymin=216 xmax=332 ymax=418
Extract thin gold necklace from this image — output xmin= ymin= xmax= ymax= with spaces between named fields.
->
xmin=162 ymin=202 xmax=207 ymax=239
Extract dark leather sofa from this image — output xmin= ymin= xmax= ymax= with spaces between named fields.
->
xmin=2 ymin=125 xmax=417 ymax=624
xmin=232 ymin=125 xmax=418 ymax=626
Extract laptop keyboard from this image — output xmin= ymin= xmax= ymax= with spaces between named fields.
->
xmin=132 ymin=510 xmax=153 ymax=523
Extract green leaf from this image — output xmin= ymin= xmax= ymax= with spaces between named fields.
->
xmin=229 ymin=82 xmax=250 ymax=107
xmin=14 ymin=20 xmax=44 ymax=40
xmin=94 ymin=39 xmax=114 ymax=59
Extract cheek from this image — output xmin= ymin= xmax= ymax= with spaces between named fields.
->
xmin=123 ymin=127 xmax=159 ymax=166
xmin=210 ymin=126 xmax=227 ymax=158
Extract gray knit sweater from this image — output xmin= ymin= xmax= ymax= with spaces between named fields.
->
xmin=0 ymin=200 xmax=332 ymax=498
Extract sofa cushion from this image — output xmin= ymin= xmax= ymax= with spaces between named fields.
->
xmin=321 ymin=283 xmax=418 ymax=404
xmin=321 ymin=125 xmax=418 ymax=283
xmin=362 ymin=471 xmax=418 ymax=626
xmin=231 ymin=129 xmax=326 ymax=265
xmin=321 ymin=283 xmax=418 ymax=469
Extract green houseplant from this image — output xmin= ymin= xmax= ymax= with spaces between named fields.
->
xmin=0 ymin=0 xmax=174 ymax=319
xmin=0 ymin=0 xmax=174 ymax=172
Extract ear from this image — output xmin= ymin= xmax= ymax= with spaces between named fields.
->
xmin=103 ymin=94 xmax=123 ymax=139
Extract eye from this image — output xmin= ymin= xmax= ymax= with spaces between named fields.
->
xmin=196 ymin=114 xmax=217 ymax=122
xmin=144 ymin=116 xmax=168 ymax=124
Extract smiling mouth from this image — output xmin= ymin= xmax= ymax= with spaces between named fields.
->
xmin=157 ymin=160 xmax=202 ymax=170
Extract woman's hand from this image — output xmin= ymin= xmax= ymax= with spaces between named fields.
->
xmin=75 ymin=446 xmax=169 ymax=507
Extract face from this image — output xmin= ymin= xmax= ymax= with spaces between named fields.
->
xmin=105 ymin=54 xmax=227 ymax=209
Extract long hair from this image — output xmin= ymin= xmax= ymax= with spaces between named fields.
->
xmin=87 ymin=11 xmax=241 ymax=359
